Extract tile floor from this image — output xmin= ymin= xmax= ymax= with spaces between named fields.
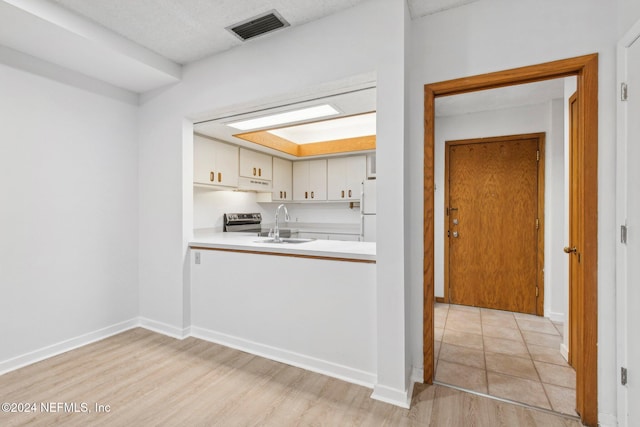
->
xmin=434 ymin=302 xmax=578 ymax=416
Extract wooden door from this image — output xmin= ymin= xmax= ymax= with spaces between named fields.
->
xmin=446 ymin=134 xmax=543 ymax=314
xmin=568 ymin=92 xmax=580 ymax=369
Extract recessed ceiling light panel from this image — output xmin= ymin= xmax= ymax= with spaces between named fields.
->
xmin=226 ymin=105 xmax=340 ymax=131
xmin=268 ymin=112 xmax=376 ymax=144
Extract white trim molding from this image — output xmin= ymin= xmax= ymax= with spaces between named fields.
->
xmin=190 ymin=326 xmax=376 ymax=389
xmin=370 ymin=383 xmax=412 ymax=409
xmin=138 ymin=317 xmax=190 ymax=340
xmin=0 ymin=318 xmax=139 ymax=375
xmin=615 ymin=17 xmax=640 ymax=427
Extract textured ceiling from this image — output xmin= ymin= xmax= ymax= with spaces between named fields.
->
xmin=50 ymin=0 xmax=371 ymax=64
xmin=407 ymin=0 xmax=481 ymax=18
xmin=49 ymin=0 xmax=483 ymax=65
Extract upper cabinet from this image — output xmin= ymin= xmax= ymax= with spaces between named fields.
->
xmin=293 ymin=159 xmax=327 ymax=201
xmin=272 ymin=157 xmax=292 ymax=201
xmin=194 ymin=135 xmax=239 ymax=188
xmin=239 ymin=148 xmax=272 ymax=180
xmin=327 ymin=155 xmax=366 ymax=201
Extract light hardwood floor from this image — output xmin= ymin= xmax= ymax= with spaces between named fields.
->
xmin=0 ymin=328 xmax=582 ymax=426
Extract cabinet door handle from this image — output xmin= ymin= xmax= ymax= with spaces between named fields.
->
xmin=218 ymin=172 xmax=222 ymax=182
xmin=284 ymin=191 xmax=287 ymax=199
xmin=258 ymin=168 xmax=262 ymax=177
xmin=341 ymin=190 xmax=345 ymax=198
xmin=305 ymin=191 xmax=308 ymax=199
xmin=253 ymin=167 xmax=256 ymax=176
xmin=210 ymin=171 xmax=214 ymax=182
xmin=348 ymin=189 xmax=352 ymax=198
xmin=280 ymin=191 xmax=283 ymax=198
xmin=311 ymin=191 xmax=315 ymax=199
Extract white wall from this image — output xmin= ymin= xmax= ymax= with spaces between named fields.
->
xmin=406 ymin=0 xmax=619 ymax=423
xmin=137 ymin=0 xmax=411 ymax=405
xmin=433 ymin=101 xmax=567 ymax=323
xmin=619 ymin=0 xmax=640 ymax=37
xmin=191 ymin=250 xmax=376 ymax=386
xmin=0 ymin=63 xmax=139 ymax=368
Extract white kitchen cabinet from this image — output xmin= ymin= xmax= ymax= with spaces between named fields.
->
xmin=293 ymin=159 xmax=327 ymax=201
xmin=272 ymin=157 xmax=292 ymax=201
xmin=327 ymin=155 xmax=366 ymax=201
xmin=239 ymin=148 xmax=272 ymax=180
xmin=193 ymin=135 xmax=238 ymax=188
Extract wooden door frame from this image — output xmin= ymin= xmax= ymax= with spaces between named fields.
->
xmin=443 ymin=133 xmax=546 ymax=315
xmin=423 ymin=54 xmax=598 ymax=426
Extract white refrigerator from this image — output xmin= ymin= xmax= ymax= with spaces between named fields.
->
xmin=360 ymin=179 xmax=376 ymax=242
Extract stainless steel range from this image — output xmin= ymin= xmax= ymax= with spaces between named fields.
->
xmin=223 ymin=212 xmax=293 ymax=237
xmin=223 ymin=213 xmax=263 ymax=233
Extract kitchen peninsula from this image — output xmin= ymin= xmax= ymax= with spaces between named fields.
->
xmin=188 ymin=231 xmax=377 ymax=387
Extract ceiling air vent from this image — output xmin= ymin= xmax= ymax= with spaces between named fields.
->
xmin=227 ymin=10 xmax=290 ymax=41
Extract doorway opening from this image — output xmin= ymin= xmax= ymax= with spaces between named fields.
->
xmin=423 ymin=54 xmax=598 ymax=427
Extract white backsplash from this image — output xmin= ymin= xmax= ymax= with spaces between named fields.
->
xmin=278 ymin=202 xmax=361 ymax=225
xmin=193 ymin=187 xmax=360 ymax=230
xmin=193 ymin=188 xmax=274 ymax=230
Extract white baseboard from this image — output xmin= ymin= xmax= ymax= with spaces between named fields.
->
xmin=0 ymin=318 xmax=139 ymax=375
xmin=371 ymin=383 xmax=412 ymax=408
xmin=598 ymin=412 xmax=617 ymax=427
xmin=190 ymin=326 xmax=376 ymax=389
xmin=411 ymin=366 xmax=424 ymax=383
xmin=560 ymin=343 xmax=569 ymax=362
xmin=547 ymin=311 xmax=565 ymax=323
xmin=138 ymin=317 xmax=190 ymax=339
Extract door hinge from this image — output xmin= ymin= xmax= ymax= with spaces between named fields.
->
xmin=622 ymin=367 xmax=628 ymax=386
xmin=536 ymin=218 xmax=540 ymax=230
xmin=536 ymin=150 xmax=540 ymax=161
xmin=622 ymin=82 xmax=629 ymax=101
xmin=621 ymin=224 xmax=628 ymax=244
xmin=535 ymin=287 xmax=539 ymax=297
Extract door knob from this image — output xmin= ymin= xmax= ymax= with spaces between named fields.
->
xmin=452 ymin=231 xmax=459 ymax=238
xmin=564 ymin=246 xmax=577 ymax=254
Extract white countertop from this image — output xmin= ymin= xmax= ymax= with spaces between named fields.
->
xmin=189 ymin=231 xmax=376 ymax=262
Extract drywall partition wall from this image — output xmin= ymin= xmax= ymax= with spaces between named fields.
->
xmin=373 ymin=0 xmax=410 ymax=406
xmin=619 ymin=0 xmax=640 ymax=38
xmin=137 ymin=0 xmax=411 ymax=406
xmin=0 ymin=62 xmax=139 ymax=369
xmin=407 ymin=0 xmax=618 ymax=424
xmin=433 ymin=101 xmax=567 ymax=322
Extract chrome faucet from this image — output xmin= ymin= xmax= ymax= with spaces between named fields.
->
xmin=272 ymin=204 xmax=290 ymax=242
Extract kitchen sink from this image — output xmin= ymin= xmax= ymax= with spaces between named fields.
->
xmin=255 ymin=238 xmax=315 ymax=244
xmin=257 ymin=229 xmax=293 ymax=237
